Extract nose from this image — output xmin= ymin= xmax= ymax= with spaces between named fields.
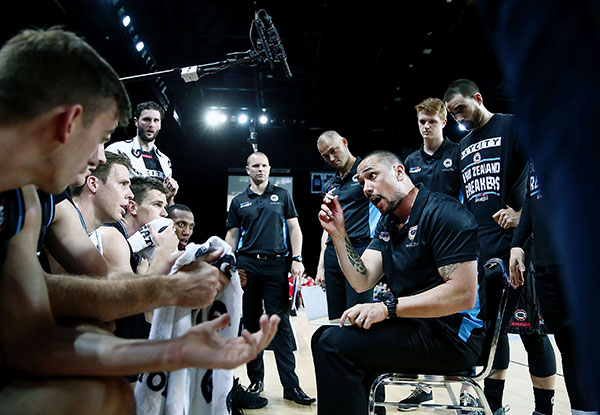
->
xmin=125 ymin=188 xmax=134 ymax=200
xmin=160 ymin=207 xmax=168 ymax=217
xmin=97 ymin=144 xmax=107 ymax=165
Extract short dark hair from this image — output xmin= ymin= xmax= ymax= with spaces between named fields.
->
xmin=135 ymin=101 xmax=165 ymax=120
xmin=0 ymin=27 xmax=131 ymax=127
xmin=70 ymin=151 xmax=132 ymax=196
xmin=443 ymin=79 xmax=481 ymax=102
xmin=166 ymin=204 xmax=192 ymax=218
xmin=363 ymin=150 xmax=404 ymax=168
xmin=130 ymin=176 xmax=167 ymax=204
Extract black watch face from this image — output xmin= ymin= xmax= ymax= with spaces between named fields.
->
xmin=294 ymin=256 xmax=303 ymax=262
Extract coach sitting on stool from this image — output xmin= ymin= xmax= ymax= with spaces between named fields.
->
xmin=312 ymin=150 xmax=485 ymax=415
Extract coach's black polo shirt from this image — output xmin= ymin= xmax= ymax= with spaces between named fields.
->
xmin=324 ymin=157 xmax=381 ymax=245
xmin=369 ymin=185 xmax=484 ymax=352
xmin=404 ymin=138 xmax=460 ymax=199
xmin=226 ymin=182 xmax=297 ymax=255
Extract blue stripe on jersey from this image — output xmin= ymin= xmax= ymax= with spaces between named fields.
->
xmin=15 ymin=188 xmax=24 ymax=234
xmin=457 ymin=283 xmax=484 ymax=343
xmin=238 ymin=227 xmax=245 ymax=250
xmin=282 ymin=218 xmax=288 ymax=250
xmin=368 ymin=203 xmax=381 ymax=237
xmin=44 ymin=194 xmax=54 ymax=228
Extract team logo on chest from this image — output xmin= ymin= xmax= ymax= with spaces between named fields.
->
xmin=408 ymin=225 xmax=418 ymax=241
xmin=473 ymin=152 xmax=481 ymax=164
xmin=240 ymin=201 xmax=252 ymax=208
xmin=270 ymin=194 xmax=279 ymax=202
xmin=378 ymin=231 xmax=390 ymax=242
xmin=352 ymin=174 xmax=359 ymax=182
xmin=406 ymin=225 xmax=419 ymax=248
xmin=409 ymin=166 xmax=421 ymax=174
xmin=443 ymin=158 xmax=453 ymax=168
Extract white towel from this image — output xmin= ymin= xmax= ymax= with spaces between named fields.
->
xmin=134 ymin=236 xmax=243 ymax=415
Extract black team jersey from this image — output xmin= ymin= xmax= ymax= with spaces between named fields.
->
xmin=457 ymin=114 xmax=528 ymax=262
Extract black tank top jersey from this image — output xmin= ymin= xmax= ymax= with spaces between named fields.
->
xmin=457 ymin=114 xmax=528 ymax=262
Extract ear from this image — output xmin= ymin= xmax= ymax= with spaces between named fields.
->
xmin=133 ymin=117 xmax=139 ymax=127
xmin=473 ymin=93 xmax=483 ymax=105
xmin=395 ymin=163 xmax=406 ymax=180
xmin=246 ymin=166 xmax=250 ymax=175
xmin=128 ymin=200 xmax=138 ymax=216
xmin=87 ymin=175 xmax=99 ymax=194
xmin=57 ymin=104 xmax=84 ymax=144
xmin=341 ymin=137 xmax=348 ymax=147
xmin=442 ymin=118 xmax=447 ymax=128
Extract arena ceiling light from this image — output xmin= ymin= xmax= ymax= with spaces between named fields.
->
xmin=122 ymin=15 xmax=131 ymax=27
xmin=259 ymin=114 xmax=268 ymax=125
xmin=238 ymin=114 xmax=249 ymax=124
xmin=206 ymin=110 xmax=227 ymax=126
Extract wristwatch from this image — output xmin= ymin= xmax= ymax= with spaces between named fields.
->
xmin=292 ymin=255 xmax=303 ymax=263
xmin=383 ymin=297 xmax=398 ymax=319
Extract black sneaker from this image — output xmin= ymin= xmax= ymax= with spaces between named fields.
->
xmin=232 ymin=378 xmax=268 ymax=409
xmin=397 ymin=386 xmax=433 ymax=411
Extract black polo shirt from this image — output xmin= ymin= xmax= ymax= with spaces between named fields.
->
xmin=368 ymin=185 xmax=484 ymax=350
xmin=457 ymin=114 xmax=527 ymax=262
xmin=404 ymin=138 xmax=460 ymax=199
xmin=226 ymin=182 xmax=297 ymax=255
xmin=323 ymin=157 xmax=381 ymax=245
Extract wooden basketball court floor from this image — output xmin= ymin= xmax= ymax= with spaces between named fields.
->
xmin=234 ymin=308 xmax=572 ymax=414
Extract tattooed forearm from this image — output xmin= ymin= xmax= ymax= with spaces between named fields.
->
xmin=439 ymin=263 xmax=458 ymax=281
xmin=344 ymin=235 xmax=367 ymax=275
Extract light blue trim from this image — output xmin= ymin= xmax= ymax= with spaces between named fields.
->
xmin=238 ymin=227 xmax=245 ymax=250
xmin=457 ymin=284 xmax=484 ymax=343
xmin=282 ymin=218 xmax=288 ymax=250
xmin=44 ymin=194 xmax=54 ymax=228
xmin=368 ymin=204 xmax=382 ymax=237
xmin=15 ymin=188 xmax=24 ymax=234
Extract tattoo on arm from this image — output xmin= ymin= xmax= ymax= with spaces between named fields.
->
xmin=344 ymin=235 xmax=367 ymax=275
xmin=439 ymin=263 xmax=458 ymax=281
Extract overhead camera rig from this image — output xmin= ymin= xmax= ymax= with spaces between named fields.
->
xmin=119 ymin=10 xmax=290 ymax=152
xmin=119 ymin=9 xmax=291 ymax=84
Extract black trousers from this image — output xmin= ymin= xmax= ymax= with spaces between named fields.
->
xmin=535 ymin=265 xmax=597 ymax=411
xmin=324 ymin=240 xmax=374 ymax=320
xmin=311 ymin=319 xmax=479 ymax=415
xmin=237 ymin=255 xmax=299 ymax=390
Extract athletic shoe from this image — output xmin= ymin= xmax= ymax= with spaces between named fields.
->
xmin=232 ymin=378 xmax=268 ymax=409
xmin=459 ymin=391 xmax=483 ymax=415
xmin=397 ymin=386 xmax=433 ymax=411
